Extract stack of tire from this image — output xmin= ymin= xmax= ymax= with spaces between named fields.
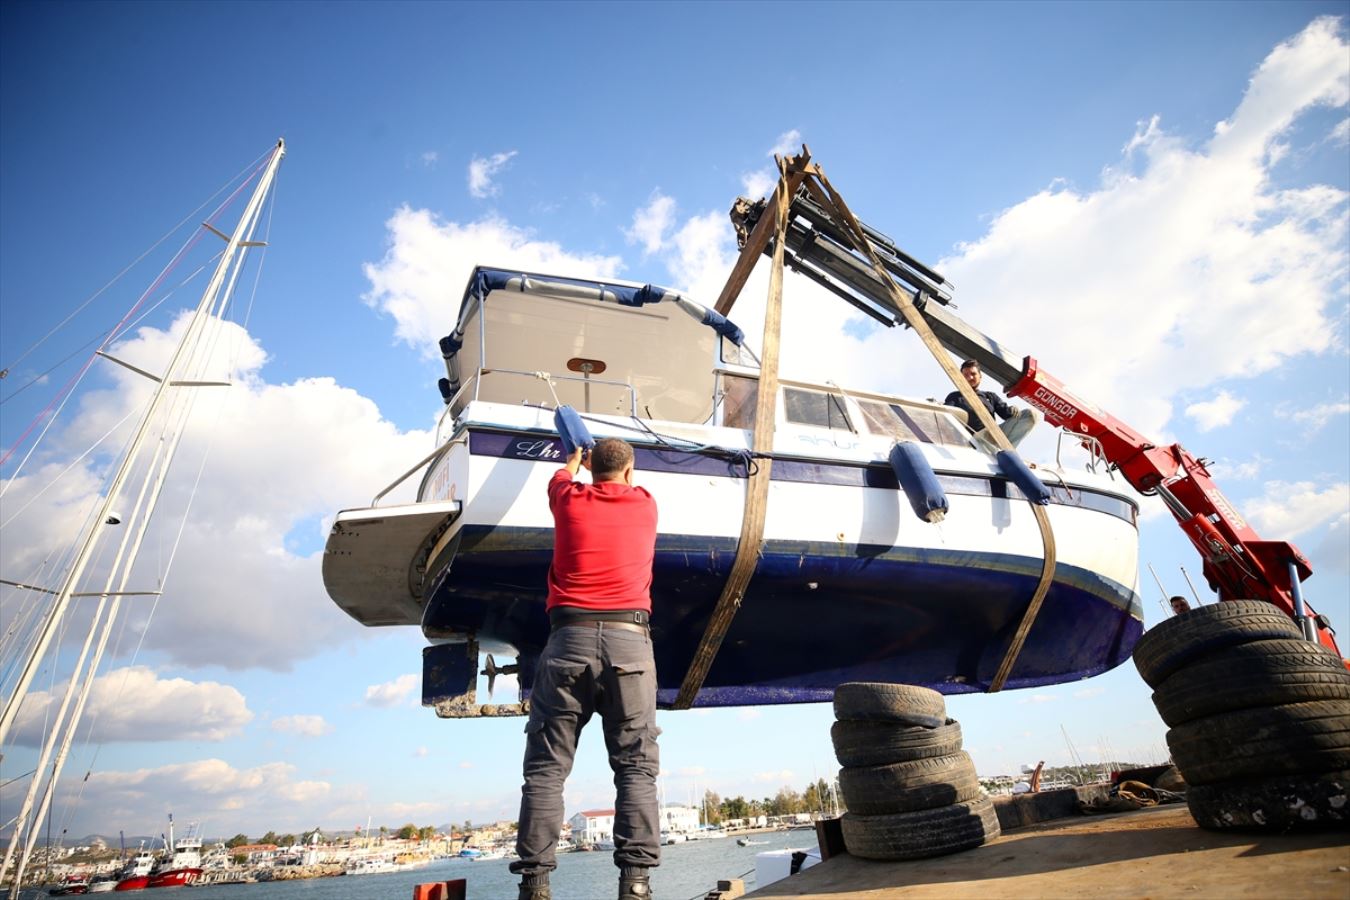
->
xmin=832 ymin=682 xmax=1000 ymax=859
xmin=1133 ymin=600 xmax=1350 ymax=831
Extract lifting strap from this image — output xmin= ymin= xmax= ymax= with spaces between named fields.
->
xmin=673 ymin=154 xmax=812 ymax=709
xmin=805 ymin=167 xmax=1057 ymax=692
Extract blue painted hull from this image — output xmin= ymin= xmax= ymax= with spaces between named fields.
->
xmin=421 ymin=525 xmax=1142 ymax=707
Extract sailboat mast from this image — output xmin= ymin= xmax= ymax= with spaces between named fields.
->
xmin=0 ymin=139 xmax=285 ymax=748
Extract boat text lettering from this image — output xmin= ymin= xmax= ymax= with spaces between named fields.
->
xmin=1030 ymin=387 xmax=1078 ymax=423
xmin=513 ymin=440 xmax=563 ymax=461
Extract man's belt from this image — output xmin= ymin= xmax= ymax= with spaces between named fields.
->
xmin=550 ymin=607 xmax=650 ymax=632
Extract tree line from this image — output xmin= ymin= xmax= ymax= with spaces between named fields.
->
xmin=222 ymin=823 xmax=439 ymax=848
xmin=699 ymin=778 xmax=841 ymax=824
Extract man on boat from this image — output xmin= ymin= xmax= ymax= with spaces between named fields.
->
xmin=1169 ymin=595 xmax=1191 ymax=615
xmin=944 ymin=359 xmax=1041 ymax=451
xmin=512 ymin=437 xmax=660 ymax=900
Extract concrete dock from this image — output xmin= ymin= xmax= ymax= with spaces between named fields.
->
xmin=744 ymin=805 xmax=1349 ymax=899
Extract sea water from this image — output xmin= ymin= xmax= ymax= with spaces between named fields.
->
xmin=5 ymin=830 xmax=817 ymax=900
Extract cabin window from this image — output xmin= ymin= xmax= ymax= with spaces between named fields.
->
xmin=721 ymin=374 xmax=759 ymax=430
xmin=784 ymin=387 xmax=853 ymax=431
xmin=858 ymin=400 xmax=971 ymax=447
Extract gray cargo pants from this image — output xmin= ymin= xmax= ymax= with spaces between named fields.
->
xmin=511 ymin=621 xmax=661 ymax=875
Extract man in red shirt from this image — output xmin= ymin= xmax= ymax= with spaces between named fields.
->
xmin=512 ymin=438 xmax=660 ymax=900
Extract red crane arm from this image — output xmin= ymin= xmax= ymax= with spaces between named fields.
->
xmin=1008 ymin=357 xmax=1338 ymax=657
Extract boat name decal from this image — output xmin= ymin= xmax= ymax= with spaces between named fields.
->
xmin=797 ymin=434 xmax=860 ymax=451
xmin=513 ymin=439 xmax=564 ymax=461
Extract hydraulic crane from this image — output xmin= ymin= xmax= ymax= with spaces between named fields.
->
xmin=728 ymin=187 xmax=1341 ymax=658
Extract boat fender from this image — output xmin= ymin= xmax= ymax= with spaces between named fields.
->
xmin=888 ymin=442 xmax=948 ymax=524
xmin=554 ymin=405 xmax=595 ymax=456
xmin=996 ymin=450 xmax=1052 ymax=504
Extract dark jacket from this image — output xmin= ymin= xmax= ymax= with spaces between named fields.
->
xmin=944 ymin=388 xmax=1015 ymax=424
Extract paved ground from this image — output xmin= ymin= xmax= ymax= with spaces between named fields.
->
xmin=744 ymin=805 xmax=1350 ymax=899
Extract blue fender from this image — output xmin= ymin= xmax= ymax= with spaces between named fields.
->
xmin=996 ymin=450 xmax=1052 ymax=504
xmin=889 ymin=441 xmax=949 ymax=523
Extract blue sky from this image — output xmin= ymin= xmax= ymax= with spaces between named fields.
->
xmin=2 ymin=1 xmax=1347 ymax=841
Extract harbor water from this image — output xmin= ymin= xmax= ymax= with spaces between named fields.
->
xmin=5 ymin=830 xmax=818 ymax=900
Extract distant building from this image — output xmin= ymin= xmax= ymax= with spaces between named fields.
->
xmin=569 ymin=809 xmax=616 ymax=845
xmin=658 ymin=805 xmax=699 ymax=835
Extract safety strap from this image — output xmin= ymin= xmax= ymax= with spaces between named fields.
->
xmin=674 ymin=154 xmax=813 ymax=709
xmin=808 ymin=167 xmax=1057 ymax=693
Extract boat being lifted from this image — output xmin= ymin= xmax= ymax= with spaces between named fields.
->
xmin=322 ymin=258 xmax=1143 ymax=715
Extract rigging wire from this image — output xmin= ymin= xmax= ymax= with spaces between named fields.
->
xmin=0 ymin=255 xmax=217 ymax=408
xmin=0 ymin=154 xmax=268 ymax=472
xmin=0 ymin=146 xmax=271 ymax=381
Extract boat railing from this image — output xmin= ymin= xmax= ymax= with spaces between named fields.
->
xmin=1056 ymin=430 xmax=1112 ymax=478
xmin=370 ymin=440 xmax=460 ymax=508
xmin=477 ymin=366 xmax=639 ymax=417
xmin=436 ymin=367 xmax=641 ymax=445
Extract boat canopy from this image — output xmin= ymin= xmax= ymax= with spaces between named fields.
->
xmin=439 ymin=267 xmax=745 ymax=424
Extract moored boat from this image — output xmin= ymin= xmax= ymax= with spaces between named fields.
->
xmin=112 ymin=847 xmax=156 ymax=892
xmin=323 ymin=267 xmax=1142 ymax=714
xmin=144 ymin=819 xmax=203 ymax=888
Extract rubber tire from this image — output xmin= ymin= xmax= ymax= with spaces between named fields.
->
xmin=1132 ymin=600 xmax=1304 ymax=688
xmin=840 ymin=798 xmax=1001 ymax=861
xmin=1167 ymin=701 xmax=1350 ymax=786
xmin=1154 ymin=666 xmax=1350 ymax=728
xmin=839 ymin=752 xmax=980 ymax=815
xmin=1187 ymin=769 xmax=1350 ymax=832
xmin=831 ymin=719 xmax=963 ymax=767
xmin=833 ymin=682 xmax=946 ymax=728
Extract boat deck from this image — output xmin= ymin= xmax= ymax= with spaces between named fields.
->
xmin=744 ymin=805 xmax=1349 ymax=899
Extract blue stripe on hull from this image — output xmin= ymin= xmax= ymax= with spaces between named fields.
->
xmin=422 ymin=526 xmax=1142 ymax=707
xmin=466 ymin=430 xmax=1139 ymax=525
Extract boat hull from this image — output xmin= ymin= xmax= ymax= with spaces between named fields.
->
xmin=114 ymin=877 xmax=149 ymax=892
xmin=145 ymin=869 xmax=201 ymax=888
xmin=422 ymin=523 xmax=1141 ymax=704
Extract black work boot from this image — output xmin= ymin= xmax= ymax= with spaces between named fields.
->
xmin=618 ymin=866 xmax=651 ymax=900
xmin=518 ymin=872 xmax=551 ymax=900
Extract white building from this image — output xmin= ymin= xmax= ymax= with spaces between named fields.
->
xmin=568 ymin=809 xmax=615 ymax=845
xmin=659 ymin=805 xmax=699 ymax=835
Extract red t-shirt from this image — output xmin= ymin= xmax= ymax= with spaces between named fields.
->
xmin=547 ymin=468 xmax=657 ymax=613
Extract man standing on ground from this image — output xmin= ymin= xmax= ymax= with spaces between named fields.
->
xmin=512 ymin=438 xmax=660 ymax=900
xmin=944 ymin=359 xmax=1041 ymax=451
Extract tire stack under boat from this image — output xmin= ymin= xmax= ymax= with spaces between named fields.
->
xmin=832 ymin=683 xmax=1000 ymax=859
xmin=1133 ymin=600 xmax=1350 ymax=831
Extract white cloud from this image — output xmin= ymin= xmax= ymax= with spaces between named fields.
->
xmin=271 ymin=714 xmax=333 ymax=738
xmin=467 ymin=150 xmax=517 ymax=199
xmin=362 ymin=208 xmax=624 ymax=354
xmin=364 ymin=673 xmax=418 ymax=708
xmin=1243 ymin=480 xmax=1350 ymax=539
xmin=1220 ymin=454 xmax=1267 ymax=480
xmin=625 ymin=192 xmax=677 ymax=255
xmin=65 ymin=758 xmax=330 ymax=837
xmin=0 ymin=312 xmax=427 ymax=672
xmin=740 ymin=129 xmax=805 ymax=202
xmin=751 ymin=769 xmax=796 ymax=783
xmin=1073 ymin=687 xmax=1106 ymax=700
xmin=1185 ymin=390 xmax=1246 ymax=431
xmin=1278 ymin=398 xmax=1350 ymax=432
xmin=421 ymin=151 xmax=439 ymax=167
xmin=1017 ymin=694 xmax=1057 ymax=705
xmin=770 ymin=129 xmax=803 ymax=158
xmin=11 ymin=666 xmax=251 ymax=746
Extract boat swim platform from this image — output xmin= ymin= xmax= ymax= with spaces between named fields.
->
xmin=744 ymin=805 xmax=1349 ymax=899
